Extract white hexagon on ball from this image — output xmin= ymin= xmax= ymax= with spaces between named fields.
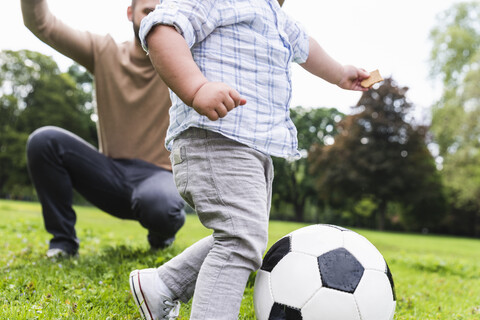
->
xmin=354 ymin=270 xmax=396 ymax=320
xmin=270 ymin=252 xmax=322 ymax=308
xmin=302 ymin=287 xmax=361 ymax=320
xmin=290 ymin=224 xmax=344 ymax=257
xmin=253 ymin=269 xmax=275 ymax=320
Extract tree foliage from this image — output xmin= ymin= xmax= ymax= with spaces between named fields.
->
xmin=429 ymin=1 xmax=480 ymax=88
xmin=429 ymin=1 xmax=480 ymax=236
xmin=310 ymin=78 xmax=445 ymax=231
xmin=0 ymin=50 xmax=95 ymax=198
xmin=272 ymin=107 xmax=343 ymax=222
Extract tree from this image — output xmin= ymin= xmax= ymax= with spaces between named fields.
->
xmin=271 ymin=106 xmax=344 ymax=222
xmin=0 ymin=95 xmax=30 ymax=198
xmin=429 ymin=2 xmax=480 ymax=89
xmin=310 ymin=78 xmax=445 ymax=231
xmin=0 ymin=50 xmax=95 ymax=198
xmin=429 ymin=1 xmax=480 ymax=236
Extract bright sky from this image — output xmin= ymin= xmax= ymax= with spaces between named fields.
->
xmin=0 ymin=0 xmax=463 ymax=120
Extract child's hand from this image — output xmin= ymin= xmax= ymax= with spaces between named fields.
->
xmin=191 ymin=82 xmax=247 ymax=121
xmin=337 ymin=66 xmax=370 ymax=91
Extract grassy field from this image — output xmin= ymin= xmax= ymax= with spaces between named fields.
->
xmin=1 ymin=199 xmax=479 ymax=319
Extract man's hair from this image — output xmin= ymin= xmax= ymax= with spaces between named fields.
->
xmin=131 ymin=0 xmax=138 ymax=9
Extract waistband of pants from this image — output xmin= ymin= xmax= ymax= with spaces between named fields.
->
xmin=177 ymin=127 xmax=230 ymax=140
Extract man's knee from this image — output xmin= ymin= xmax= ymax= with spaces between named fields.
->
xmin=26 ymin=126 xmax=64 ymax=171
xmin=133 ymin=182 xmax=186 ymax=234
xmin=26 ymin=126 xmax=66 ymax=160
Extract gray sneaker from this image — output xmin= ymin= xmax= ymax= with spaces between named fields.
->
xmin=46 ymin=248 xmax=67 ymax=258
xmin=129 ymin=268 xmax=180 ymax=320
xmin=46 ymin=248 xmax=78 ymax=258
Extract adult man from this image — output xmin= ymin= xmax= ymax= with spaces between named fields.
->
xmin=22 ymin=0 xmax=185 ymax=258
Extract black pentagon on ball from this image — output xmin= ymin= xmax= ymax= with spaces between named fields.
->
xmin=386 ymin=262 xmax=396 ymax=301
xmin=260 ymin=236 xmax=291 ymax=272
xmin=269 ymin=302 xmax=302 ymax=320
xmin=317 ymin=248 xmax=364 ymax=293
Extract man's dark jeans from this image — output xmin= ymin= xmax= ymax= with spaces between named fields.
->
xmin=26 ymin=126 xmax=185 ymax=255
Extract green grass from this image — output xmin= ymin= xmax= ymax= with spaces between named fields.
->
xmin=1 ymin=199 xmax=479 ymax=319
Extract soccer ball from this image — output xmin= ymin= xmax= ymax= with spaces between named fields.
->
xmin=253 ymin=224 xmax=396 ymax=320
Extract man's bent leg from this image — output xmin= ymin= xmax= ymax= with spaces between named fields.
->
xmin=130 ymin=168 xmax=186 ymax=249
xmin=26 ymin=126 xmax=132 ymax=255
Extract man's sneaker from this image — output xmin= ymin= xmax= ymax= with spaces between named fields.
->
xmin=46 ymin=248 xmax=78 ymax=258
xmin=148 ymin=233 xmax=175 ymax=251
xmin=129 ymin=268 xmax=180 ymax=320
xmin=46 ymin=248 xmax=70 ymax=258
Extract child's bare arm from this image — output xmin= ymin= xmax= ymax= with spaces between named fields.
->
xmin=146 ymin=25 xmax=246 ymax=121
xmin=147 ymin=25 xmax=206 ymax=106
xmin=300 ymin=37 xmax=370 ymax=91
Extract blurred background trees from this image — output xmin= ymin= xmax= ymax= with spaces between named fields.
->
xmin=309 ymin=79 xmax=445 ymax=232
xmin=271 ymin=107 xmax=344 ymax=223
xmin=1 ymin=1 xmax=480 ymax=236
xmin=0 ymin=50 xmax=96 ymax=199
xmin=429 ymin=1 xmax=480 ymax=236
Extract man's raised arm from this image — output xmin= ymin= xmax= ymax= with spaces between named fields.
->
xmin=21 ymin=0 xmax=96 ymax=72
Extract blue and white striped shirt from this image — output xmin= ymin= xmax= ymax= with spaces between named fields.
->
xmin=140 ymin=0 xmax=309 ymax=159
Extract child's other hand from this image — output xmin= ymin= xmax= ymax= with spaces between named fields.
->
xmin=192 ymin=82 xmax=247 ymax=121
xmin=337 ymin=66 xmax=370 ymax=91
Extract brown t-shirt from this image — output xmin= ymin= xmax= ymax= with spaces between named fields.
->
xmin=21 ymin=0 xmax=172 ymax=170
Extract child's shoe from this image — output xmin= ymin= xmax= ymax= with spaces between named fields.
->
xmin=129 ymin=268 xmax=180 ymax=320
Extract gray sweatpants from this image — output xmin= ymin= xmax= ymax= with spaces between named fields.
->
xmin=158 ymin=128 xmax=273 ymax=320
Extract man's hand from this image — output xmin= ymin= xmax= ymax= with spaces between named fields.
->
xmin=192 ymin=82 xmax=247 ymax=121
